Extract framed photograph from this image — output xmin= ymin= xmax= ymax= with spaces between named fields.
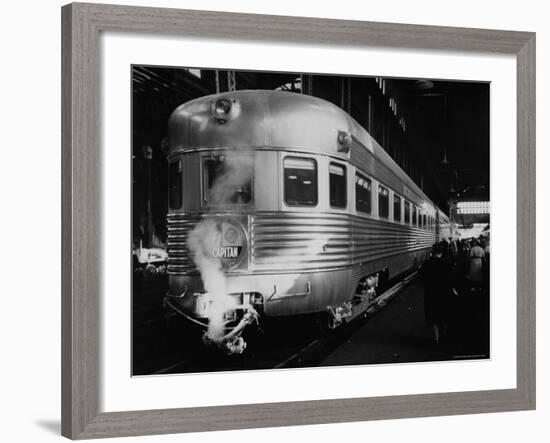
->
xmin=62 ymin=2 xmax=535 ymax=439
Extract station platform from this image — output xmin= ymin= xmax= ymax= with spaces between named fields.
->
xmin=318 ymin=278 xmax=490 ymax=367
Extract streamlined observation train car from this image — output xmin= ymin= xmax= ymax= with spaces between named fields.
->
xmin=164 ymin=90 xmax=450 ymax=353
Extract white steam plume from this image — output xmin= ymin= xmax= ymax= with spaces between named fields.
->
xmin=187 ymin=152 xmax=254 ymax=342
xmin=209 ymin=154 xmax=254 ymax=205
xmin=187 ymin=219 xmax=235 ymax=341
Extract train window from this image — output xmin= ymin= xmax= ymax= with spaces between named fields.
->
xmin=203 ymin=155 xmax=252 ymax=205
xmin=412 ymin=206 xmax=417 ymax=226
xmin=404 ymin=201 xmax=410 ymax=224
xmin=169 ymin=160 xmax=182 ymax=209
xmin=422 ymin=214 xmax=427 ymax=228
xmin=329 ymin=163 xmax=347 ymax=208
xmin=284 ymin=157 xmax=318 ymax=206
xmin=393 ymin=194 xmax=402 ymax=222
xmin=378 ymin=184 xmax=390 ymax=218
xmin=355 ymin=173 xmax=372 ymax=214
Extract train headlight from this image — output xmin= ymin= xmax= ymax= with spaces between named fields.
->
xmin=212 ymin=98 xmax=232 ymax=123
xmin=337 ymin=130 xmax=352 ymax=153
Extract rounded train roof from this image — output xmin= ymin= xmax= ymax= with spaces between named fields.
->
xmin=167 ymin=89 xmax=361 ymax=156
xmin=167 ymin=89 xmax=440 ymax=211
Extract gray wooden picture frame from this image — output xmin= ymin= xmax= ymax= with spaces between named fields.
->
xmin=61 ymin=2 xmax=536 ymax=439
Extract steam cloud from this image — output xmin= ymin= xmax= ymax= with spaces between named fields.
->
xmin=187 ymin=152 xmax=254 ymax=342
xmin=208 ymin=155 xmax=254 ymax=205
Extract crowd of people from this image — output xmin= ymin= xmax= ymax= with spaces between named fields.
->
xmin=419 ymin=236 xmax=490 ymax=350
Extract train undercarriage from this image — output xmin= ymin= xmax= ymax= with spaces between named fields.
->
xmin=164 ymin=268 xmax=400 ymax=355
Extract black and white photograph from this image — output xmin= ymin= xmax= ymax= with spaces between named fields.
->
xmin=131 ymin=66 xmax=490 ymax=376
xmin=0 ymin=0 xmax=543 ymax=440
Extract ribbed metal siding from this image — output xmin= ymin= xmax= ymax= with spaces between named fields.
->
xmin=166 ymin=213 xmax=201 ymax=274
xmin=251 ymin=212 xmax=435 ymax=272
xmin=251 ymin=213 xmax=353 ymax=271
xmin=352 ymin=216 xmax=435 ymax=262
xmin=167 ymin=211 xmax=436 ymax=275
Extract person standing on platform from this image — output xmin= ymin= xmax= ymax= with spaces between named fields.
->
xmin=483 ymin=238 xmax=490 ymax=281
xmin=420 ymin=242 xmax=455 ymax=344
xmin=448 ymin=237 xmax=458 ymax=265
xmin=468 ymin=238 xmax=486 ymax=289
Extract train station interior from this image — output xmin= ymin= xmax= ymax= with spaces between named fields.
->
xmin=132 ymin=66 xmax=490 ymax=375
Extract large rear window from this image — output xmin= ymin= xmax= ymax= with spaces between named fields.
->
xmin=284 ymin=157 xmax=318 ymax=206
xmin=203 ymin=155 xmax=252 ymax=205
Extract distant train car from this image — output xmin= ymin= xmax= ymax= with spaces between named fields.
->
xmin=164 ymin=90 xmax=448 ymax=353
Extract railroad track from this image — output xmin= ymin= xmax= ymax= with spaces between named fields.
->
xmin=274 ymin=271 xmax=419 ymax=369
xmin=144 ymin=271 xmax=418 ymax=375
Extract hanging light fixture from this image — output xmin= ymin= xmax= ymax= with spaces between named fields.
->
xmin=449 ymin=169 xmax=460 ymax=196
xmin=441 ymin=146 xmax=451 ymax=167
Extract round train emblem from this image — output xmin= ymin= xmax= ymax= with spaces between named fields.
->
xmin=208 ymin=218 xmax=248 ymax=270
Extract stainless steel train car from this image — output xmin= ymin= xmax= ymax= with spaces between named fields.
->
xmin=164 ymin=89 xmax=451 ymax=353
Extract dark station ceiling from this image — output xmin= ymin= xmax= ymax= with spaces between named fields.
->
xmin=405 ymin=79 xmax=490 ymax=202
xmin=132 ymin=66 xmax=490 ymax=212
